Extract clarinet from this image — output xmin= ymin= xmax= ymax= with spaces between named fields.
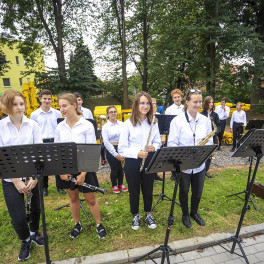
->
xmin=25 ymin=177 xmax=33 ymax=224
xmin=68 ymin=176 xmax=107 ymax=194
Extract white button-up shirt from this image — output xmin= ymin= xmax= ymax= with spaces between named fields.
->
xmin=168 ymin=111 xmax=213 ymax=174
xmin=0 ymin=115 xmax=42 ymax=182
xmin=81 ymin=106 xmax=93 ymax=120
xmin=102 ymin=120 xmax=123 ymax=157
xmin=215 ymin=105 xmax=230 ymax=120
xmin=230 ymin=110 xmax=247 ymax=128
xmin=165 ymin=104 xmax=184 ymax=115
xmin=119 ymin=118 xmax=162 ymax=159
xmin=30 ymin=107 xmax=62 ymax=139
xmin=54 ymin=117 xmax=96 ymax=144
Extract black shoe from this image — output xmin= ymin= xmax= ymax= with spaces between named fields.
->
xmin=170 ymin=174 xmax=176 ymax=181
xmin=231 ymin=147 xmax=235 ymax=152
xmin=70 ymin=223 xmax=82 ymax=239
xmin=182 ymin=214 xmax=191 ymax=228
xmin=18 ymin=239 xmax=31 ymax=261
xmin=57 ymin=188 xmax=66 ymax=195
xmin=190 ymin=212 xmax=205 ymax=226
xmin=31 ymin=231 xmax=44 ymax=246
xmin=43 ymin=188 xmax=48 ymax=197
xmin=217 ymin=146 xmax=221 ymax=151
xmin=96 ymin=223 xmax=107 ymax=239
xmin=154 ymin=175 xmax=163 ymax=182
xmin=205 ymin=172 xmax=213 ymax=178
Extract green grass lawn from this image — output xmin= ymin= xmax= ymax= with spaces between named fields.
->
xmin=1 ymin=166 xmax=264 ymax=264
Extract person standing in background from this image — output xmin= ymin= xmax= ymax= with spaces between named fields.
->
xmin=73 ymin=92 xmax=94 ymax=120
xmin=230 ymin=102 xmax=247 ymax=152
xmin=30 ymin=89 xmax=65 ymax=196
xmin=165 ymin=89 xmax=184 ymax=115
xmin=215 ymin=97 xmax=230 ymax=151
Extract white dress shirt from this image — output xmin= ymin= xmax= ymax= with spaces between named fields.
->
xmin=81 ymin=106 xmax=93 ymax=120
xmin=165 ymin=104 xmax=184 ymax=115
xmin=54 ymin=117 xmax=96 ymax=144
xmin=215 ymin=105 xmax=230 ymax=120
xmin=118 ymin=118 xmax=162 ymax=159
xmin=230 ymin=110 xmax=247 ymax=128
xmin=168 ymin=111 xmax=213 ymax=174
xmin=30 ymin=107 xmax=62 ymax=139
xmin=102 ymin=120 xmax=123 ymax=157
xmin=0 ymin=115 xmax=42 ymax=182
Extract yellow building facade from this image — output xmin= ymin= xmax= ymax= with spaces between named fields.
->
xmin=0 ymin=40 xmax=45 ymax=94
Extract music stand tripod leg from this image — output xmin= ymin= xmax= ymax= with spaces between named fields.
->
xmin=79 ymin=199 xmax=89 ymax=220
xmin=36 ymin=163 xmax=52 ymax=264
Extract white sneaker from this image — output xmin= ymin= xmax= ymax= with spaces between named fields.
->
xmin=145 ymin=213 xmax=157 ymax=229
xmin=132 ymin=214 xmax=140 ymax=230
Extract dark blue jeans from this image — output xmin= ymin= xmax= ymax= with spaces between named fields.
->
xmin=2 ymin=180 xmax=41 ymax=241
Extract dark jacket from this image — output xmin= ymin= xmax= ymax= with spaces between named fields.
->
xmin=201 ymin=110 xmax=221 ymax=144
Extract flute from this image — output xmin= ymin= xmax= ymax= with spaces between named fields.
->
xmin=140 ymin=114 xmax=156 ymax=172
xmin=68 ymin=176 xmax=107 ymax=194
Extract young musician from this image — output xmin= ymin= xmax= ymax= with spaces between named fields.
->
xmin=201 ymin=96 xmax=221 ymax=178
xmin=55 ymin=93 xmax=106 ymax=239
xmin=30 ymin=89 xmax=65 ymax=196
xmin=230 ymin=102 xmax=247 ymax=152
xmin=165 ymin=89 xmax=184 ymax=115
xmin=168 ymin=89 xmax=213 ymax=228
xmin=102 ymin=106 xmax=128 ymax=193
xmin=0 ymin=90 xmax=44 ymax=261
xmin=215 ymin=97 xmax=230 ymax=150
xmin=73 ymin=92 xmax=93 ymax=119
xmin=119 ymin=92 xmax=162 ymax=230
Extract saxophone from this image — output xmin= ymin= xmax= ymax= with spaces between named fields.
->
xmin=25 ymin=177 xmax=33 ymax=224
xmin=197 ymin=117 xmax=218 ymax=145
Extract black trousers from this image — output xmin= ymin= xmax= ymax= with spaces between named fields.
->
xmin=124 ymin=153 xmax=155 ymax=215
xmin=233 ymin=122 xmax=243 ymax=148
xmin=179 ymin=169 xmax=205 ymax=215
xmin=42 ymin=138 xmax=60 ymax=189
xmin=105 ymin=145 xmax=124 ymax=187
xmin=218 ymin=120 xmax=227 ymax=146
xmin=101 ymin=143 xmax=106 ymax=161
xmin=2 ymin=180 xmax=41 ymax=241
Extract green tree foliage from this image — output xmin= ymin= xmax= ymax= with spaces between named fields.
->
xmin=0 ymin=49 xmax=10 ymax=76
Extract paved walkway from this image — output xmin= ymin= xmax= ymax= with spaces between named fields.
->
xmin=41 ymin=223 xmax=264 ymax=264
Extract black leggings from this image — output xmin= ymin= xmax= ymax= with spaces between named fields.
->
xmin=218 ymin=120 xmax=226 ymax=146
xmin=179 ymin=169 xmax=205 ymax=215
xmin=124 ymin=153 xmax=155 ymax=215
xmin=105 ymin=146 xmax=124 ymax=187
xmin=233 ymin=122 xmax=243 ymax=148
xmin=2 ymin=180 xmax=41 ymax=241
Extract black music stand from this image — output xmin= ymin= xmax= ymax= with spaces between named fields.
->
xmin=0 ymin=143 xmax=78 ymax=264
xmin=54 ymin=144 xmax=101 ymax=219
xmin=226 ymin=121 xmax=264 ymax=211
xmin=134 ymin=144 xmax=217 ymax=264
xmin=201 ymin=129 xmax=264 ymax=264
xmin=151 ymin=114 xmax=178 ymax=212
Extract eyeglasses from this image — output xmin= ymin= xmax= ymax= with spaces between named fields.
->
xmin=108 ymin=111 xmax=117 ymax=114
xmin=189 ymin=89 xmax=201 ymax=94
xmin=139 ymin=102 xmax=151 ymax=107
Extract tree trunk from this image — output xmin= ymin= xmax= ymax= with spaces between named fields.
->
xmin=142 ymin=0 xmax=148 ymax=92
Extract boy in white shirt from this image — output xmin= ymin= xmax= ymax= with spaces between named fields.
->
xmin=30 ymin=89 xmax=65 ymax=196
xmin=73 ymin=92 xmax=93 ymax=120
xmin=165 ymin=89 xmax=184 ymax=115
xmin=230 ymin=102 xmax=247 ymax=152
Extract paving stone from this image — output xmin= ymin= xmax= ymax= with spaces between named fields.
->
xmin=52 ymin=259 xmax=77 ymax=264
xmin=255 ymin=251 xmax=264 ymax=262
xmin=128 ymin=246 xmax=155 ymax=262
xmin=255 ymin=235 xmax=264 ymax=244
xmin=224 ymin=259 xmax=245 ymax=264
xmin=210 ymin=232 xmax=232 ymax=243
xmin=239 ymin=223 xmax=264 ymax=237
xmin=242 ymin=244 xmax=258 ymax=255
xmin=198 ymin=247 xmax=216 ymax=258
xmin=172 ymin=238 xmax=199 ymax=252
xmin=194 ymin=256 xmax=214 ymax=264
xmin=181 ymin=251 xmax=201 ymax=262
xmin=254 ymin=242 xmax=264 ymax=252
xmin=212 ymin=245 xmax=228 ymax=254
xmin=182 ymin=261 xmax=195 ymax=264
xmin=246 ymin=254 xmax=261 ymax=264
xmin=169 ymin=253 xmax=185 ymax=263
xmin=210 ymin=252 xmax=231 ymax=263
xmin=241 ymin=237 xmax=257 ymax=247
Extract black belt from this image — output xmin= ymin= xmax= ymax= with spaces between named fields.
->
xmin=43 ymin=138 xmax=54 ymax=143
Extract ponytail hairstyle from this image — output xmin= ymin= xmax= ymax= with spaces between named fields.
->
xmin=130 ymin=91 xmax=154 ymax=126
xmin=58 ymin=93 xmax=83 ymax=115
xmin=183 ymin=89 xmax=202 ymax=111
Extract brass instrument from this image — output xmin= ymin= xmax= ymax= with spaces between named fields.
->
xmin=140 ymin=115 xmax=156 ymax=172
xmin=25 ymin=177 xmax=33 ymax=224
xmin=197 ymin=117 xmax=218 ymax=146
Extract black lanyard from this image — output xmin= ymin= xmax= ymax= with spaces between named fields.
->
xmin=185 ymin=111 xmax=197 ymax=145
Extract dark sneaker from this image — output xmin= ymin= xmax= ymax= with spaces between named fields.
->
xmin=43 ymin=188 xmax=48 ymax=197
xmin=182 ymin=214 xmax=191 ymax=228
xmin=132 ymin=214 xmax=140 ymax=230
xmin=96 ymin=223 xmax=107 ymax=239
xmin=190 ymin=212 xmax=205 ymax=226
xmin=205 ymin=172 xmax=213 ymax=178
xmin=145 ymin=213 xmax=157 ymax=229
xmin=31 ymin=231 xmax=44 ymax=246
xmin=18 ymin=239 xmax=31 ymax=261
xmin=57 ymin=188 xmax=66 ymax=195
xmin=231 ymin=147 xmax=235 ymax=152
xmin=154 ymin=175 xmax=163 ymax=182
xmin=70 ymin=223 xmax=82 ymax=239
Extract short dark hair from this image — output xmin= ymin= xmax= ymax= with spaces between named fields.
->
xmin=73 ymin=92 xmax=83 ymax=99
xmin=39 ymin=89 xmax=52 ymax=98
xmin=221 ymin=97 xmax=227 ymax=102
